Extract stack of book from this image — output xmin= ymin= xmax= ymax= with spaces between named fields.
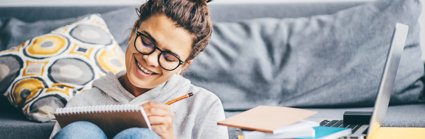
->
xmin=218 ymin=106 xmax=351 ymax=139
xmin=241 ymin=120 xmax=318 ymax=139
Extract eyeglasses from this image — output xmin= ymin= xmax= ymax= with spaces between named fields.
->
xmin=133 ymin=28 xmax=185 ymax=71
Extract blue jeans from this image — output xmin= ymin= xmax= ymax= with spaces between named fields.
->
xmin=54 ymin=121 xmax=160 ymax=139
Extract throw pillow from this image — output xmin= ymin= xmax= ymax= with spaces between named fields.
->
xmin=185 ymin=0 xmax=424 ymax=110
xmin=0 ymin=14 xmax=125 ymax=122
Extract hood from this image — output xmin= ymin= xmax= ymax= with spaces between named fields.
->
xmin=91 ymin=71 xmax=193 ymax=104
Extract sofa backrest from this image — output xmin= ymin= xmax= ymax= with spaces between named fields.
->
xmin=0 ymin=2 xmax=366 ymax=113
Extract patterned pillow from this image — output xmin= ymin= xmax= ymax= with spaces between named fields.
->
xmin=0 ymin=14 xmax=125 ymax=122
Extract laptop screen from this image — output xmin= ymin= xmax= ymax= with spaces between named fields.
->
xmin=367 ymin=23 xmax=409 ymax=138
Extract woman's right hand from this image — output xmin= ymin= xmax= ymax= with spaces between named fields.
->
xmin=142 ymin=101 xmax=176 ymax=139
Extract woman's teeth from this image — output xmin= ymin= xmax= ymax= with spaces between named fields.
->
xmin=137 ymin=62 xmax=154 ymax=75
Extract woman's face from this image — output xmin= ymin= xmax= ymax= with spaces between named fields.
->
xmin=125 ymin=13 xmax=193 ymax=89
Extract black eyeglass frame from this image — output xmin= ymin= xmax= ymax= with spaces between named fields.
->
xmin=133 ymin=27 xmax=185 ymax=71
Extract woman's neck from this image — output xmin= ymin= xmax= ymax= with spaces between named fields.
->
xmin=119 ymin=75 xmax=149 ymax=97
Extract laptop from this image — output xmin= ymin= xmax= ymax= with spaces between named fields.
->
xmin=320 ymin=23 xmax=409 ymax=139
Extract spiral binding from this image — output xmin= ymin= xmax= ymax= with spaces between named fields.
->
xmin=55 ymin=104 xmax=141 ymax=115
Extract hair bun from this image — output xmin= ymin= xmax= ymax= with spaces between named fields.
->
xmin=190 ymin=0 xmax=212 ymax=4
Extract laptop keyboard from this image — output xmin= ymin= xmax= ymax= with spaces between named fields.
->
xmin=320 ymin=120 xmax=367 ymax=134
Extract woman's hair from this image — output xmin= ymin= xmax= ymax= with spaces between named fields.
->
xmin=135 ymin=0 xmax=213 ymax=61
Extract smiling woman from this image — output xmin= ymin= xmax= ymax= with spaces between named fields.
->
xmin=48 ymin=0 xmax=229 ymax=139
xmin=124 ymin=14 xmax=195 ymax=94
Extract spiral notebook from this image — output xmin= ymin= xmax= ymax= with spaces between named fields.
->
xmin=54 ymin=104 xmax=151 ymax=137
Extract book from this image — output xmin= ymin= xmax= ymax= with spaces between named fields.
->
xmin=217 ymin=106 xmax=316 ymax=133
xmin=297 ymin=126 xmax=351 ymax=139
xmin=54 ymin=104 xmax=151 ymax=137
xmin=242 ymin=120 xmax=319 ymax=139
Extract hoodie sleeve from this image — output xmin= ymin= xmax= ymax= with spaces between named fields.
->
xmin=49 ymin=122 xmax=61 ymax=139
xmin=48 ymin=88 xmax=105 ymax=139
xmin=48 ymin=92 xmax=84 ymax=139
xmin=192 ymin=94 xmax=229 ymax=139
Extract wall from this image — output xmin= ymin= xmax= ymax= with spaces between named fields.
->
xmin=0 ymin=0 xmax=377 ymax=7
xmin=0 ymin=0 xmax=424 ymax=60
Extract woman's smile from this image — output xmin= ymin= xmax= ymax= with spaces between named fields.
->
xmin=134 ymin=55 xmax=159 ymax=78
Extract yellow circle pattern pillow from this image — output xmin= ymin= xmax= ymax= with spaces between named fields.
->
xmin=0 ymin=14 xmax=125 ymax=122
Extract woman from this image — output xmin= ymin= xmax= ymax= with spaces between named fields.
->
xmin=50 ymin=0 xmax=228 ymax=138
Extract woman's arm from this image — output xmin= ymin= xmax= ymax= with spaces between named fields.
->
xmin=193 ymin=98 xmax=229 ymax=139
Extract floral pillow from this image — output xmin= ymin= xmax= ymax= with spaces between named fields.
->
xmin=0 ymin=14 xmax=125 ymax=122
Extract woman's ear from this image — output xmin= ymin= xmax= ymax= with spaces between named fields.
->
xmin=178 ymin=60 xmax=193 ymax=74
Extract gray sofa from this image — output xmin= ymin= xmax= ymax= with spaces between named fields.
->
xmin=1 ymin=1 xmax=425 ymax=139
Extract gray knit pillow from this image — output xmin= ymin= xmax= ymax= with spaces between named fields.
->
xmin=186 ymin=0 xmax=424 ymax=110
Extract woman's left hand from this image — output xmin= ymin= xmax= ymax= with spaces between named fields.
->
xmin=142 ymin=101 xmax=176 ymax=139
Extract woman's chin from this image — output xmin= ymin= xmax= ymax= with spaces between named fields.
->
xmin=128 ymin=72 xmax=159 ymax=89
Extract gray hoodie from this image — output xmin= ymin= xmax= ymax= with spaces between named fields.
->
xmin=50 ymin=72 xmax=228 ymax=139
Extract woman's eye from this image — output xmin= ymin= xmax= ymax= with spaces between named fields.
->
xmin=163 ymin=53 xmax=179 ymax=62
xmin=141 ymin=36 xmax=153 ymax=47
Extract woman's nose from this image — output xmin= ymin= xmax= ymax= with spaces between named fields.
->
xmin=143 ymin=50 xmax=160 ymax=67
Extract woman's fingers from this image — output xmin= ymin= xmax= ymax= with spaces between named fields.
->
xmin=141 ymin=101 xmax=175 ymax=139
xmin=142 ymin=101 xmax=173 ymax=116
xmin=148 ymin=115 xmax=173 ymax=125
xmin=146 ymin=107 xmax=171 ymax=117
xmin=143 ymin=101 xmax=170 ymax=111
xmin=151 ymin=124 xmax=171 ymax=137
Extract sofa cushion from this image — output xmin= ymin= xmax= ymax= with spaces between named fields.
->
xmin=0 ymin=8 xmax=138 ymax=52
xmin=0 ymin=14 xmax=125 ymax=122
xmin=0 ymin=112 xmax=54 ymax=139
xmin=185 ymin=0 xmax=425 ymax=110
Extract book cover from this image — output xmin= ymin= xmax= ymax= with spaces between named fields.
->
xmin=54 ymin=104 xmax=151 ymax=137
xmin=217 ymin=106 xmax=316 ymax=133
xmin=297 ymin=126 xmax=351 ymax=139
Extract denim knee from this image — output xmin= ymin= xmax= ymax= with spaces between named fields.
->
xmin=54 ymin=121 xmax=107 ymax=139
xmin=113 ymin=128 xmax=160 ymax=139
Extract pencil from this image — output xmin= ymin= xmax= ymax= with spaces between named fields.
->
xmin=165 ymin=92 xmax=193 ymax=105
